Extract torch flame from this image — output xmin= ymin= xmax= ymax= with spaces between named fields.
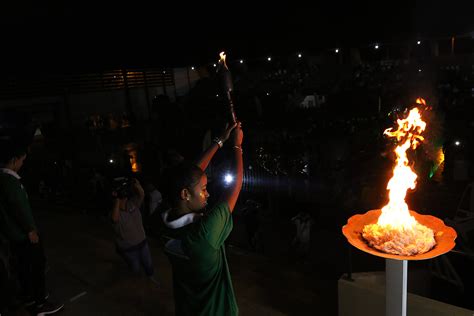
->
xmin=219 ymin=51 xmax=229 ymax=70
xmin=416 ymin=97 xmax=426 ymax=106
xmin=378 ymin=102 xmax=427 ymax=228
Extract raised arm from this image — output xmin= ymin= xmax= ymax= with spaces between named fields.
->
xmin=131 ymin=178 xmax=145 ymax=206
xmin=222 ymin=122 xmax=243 ymax=212
xmin=195 ymin=123 xmax=237 ymax=171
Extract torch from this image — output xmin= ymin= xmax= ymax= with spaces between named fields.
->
xmin=216 ymin=51 xmax=237 ymax=123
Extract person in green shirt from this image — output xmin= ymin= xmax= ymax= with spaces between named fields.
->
xmin=0 ymin=139 xmax=63 ymax=315
xmin=161 ymin=122 xmax=243 ymax=316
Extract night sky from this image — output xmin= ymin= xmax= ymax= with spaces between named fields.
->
xmin=1 ymin=1 xmax=473 ymax=74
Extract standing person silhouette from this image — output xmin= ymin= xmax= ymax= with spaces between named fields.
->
xmin=0 ymin=139 xmax=64 ymax=315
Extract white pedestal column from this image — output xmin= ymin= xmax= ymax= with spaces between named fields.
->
xmin=386 ymin=259 xmax=407 ymax=316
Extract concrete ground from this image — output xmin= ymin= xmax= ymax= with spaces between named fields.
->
xmin=8 ymin=198 xmax=339 ymax=316
xmin=8 ymin=177 xmax=470 ymax=315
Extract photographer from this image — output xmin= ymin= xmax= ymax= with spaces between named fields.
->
xmin=110 ymin=177 xmax=158 ymax=283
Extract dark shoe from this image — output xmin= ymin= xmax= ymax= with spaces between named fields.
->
xmin=35 ymin=301 xmax=64 ymax=316
xmin=22 ymin=292 xmax=50 ymax=307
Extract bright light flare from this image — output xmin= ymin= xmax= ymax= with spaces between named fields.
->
xmin=224 ymin=173 xmax=234 ymax=185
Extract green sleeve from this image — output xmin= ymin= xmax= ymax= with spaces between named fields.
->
xmin=3 ymin=180 xmax=37 ymax=233
xmin=198 ymin=202 xmax=233 ymax=249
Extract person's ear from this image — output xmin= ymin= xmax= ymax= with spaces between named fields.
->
xmin=180 ymin=188 xmax=191 ymax=201
xmin=11 ymin=157 xmax=18 ymax=167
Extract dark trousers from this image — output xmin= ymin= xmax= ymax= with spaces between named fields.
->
xmin=117 ymin=240 xmax=154 ymax=276
xmin=0 ymin=255 xmax=11 ymax=311
xmin=10 ymin=240 xmax=47 ymax=304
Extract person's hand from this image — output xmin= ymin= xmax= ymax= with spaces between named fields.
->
xmin=28 ymin=230 xmax=39 ymax=244
xmin=132 ymin=178 xmax=142 ymax=189
xmin=219 ymin=122 xmax=238 ymax=143
xmin=232 ymin=121 xmax=243 ymax=146
xmin=112 ymin=191 xmax=126 ymax=201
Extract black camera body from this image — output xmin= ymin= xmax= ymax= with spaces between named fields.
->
xmin=112 ymin=176 xmax=133 ymax=199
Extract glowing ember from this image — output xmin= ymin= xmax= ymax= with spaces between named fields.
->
xmin=363 ymin=98 xmax=436 ymax=256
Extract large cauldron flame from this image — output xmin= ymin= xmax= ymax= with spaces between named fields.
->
xmin=362 ymin=98 xmax=436 ymax=256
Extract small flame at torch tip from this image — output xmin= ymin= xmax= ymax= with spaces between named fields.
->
xmin=416 ymin=97 xmax=426 ymax=106
xmin=219 ymin=51 xmax=228 ymax=70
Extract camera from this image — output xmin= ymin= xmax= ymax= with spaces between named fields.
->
xmin=112 ymin=176 xmax=133 ymax=198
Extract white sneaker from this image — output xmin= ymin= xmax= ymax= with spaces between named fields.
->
xmin=35 ymin=301 xmax=64 ymax=316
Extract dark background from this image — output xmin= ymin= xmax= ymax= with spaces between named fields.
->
xmin=1 ymin=0 xmax=473 ymax=73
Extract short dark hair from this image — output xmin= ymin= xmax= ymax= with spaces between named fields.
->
xmin=162 ymin=161 xmax=204 ymax=205
xmin=0 ymin=138 xmax=28 ymax=165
